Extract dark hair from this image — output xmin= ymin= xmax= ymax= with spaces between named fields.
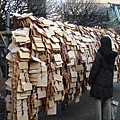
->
xmin=98 ymin=36 xmax=112 ymax=57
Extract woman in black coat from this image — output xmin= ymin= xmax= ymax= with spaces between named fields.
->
xmin=88 ymin=36 xmax=117 ymax=120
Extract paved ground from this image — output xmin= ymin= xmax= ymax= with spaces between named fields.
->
xmin=39 ymin=82 xmax=120 ymax=120
xmin=0 ymin=82 xmax=120 ymax=120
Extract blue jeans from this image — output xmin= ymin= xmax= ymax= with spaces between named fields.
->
xmin=95 ymin=98 xmax=111 ymax=120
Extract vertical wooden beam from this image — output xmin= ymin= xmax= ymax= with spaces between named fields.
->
xmin=5 ymin=11 xmax=10 ymax=119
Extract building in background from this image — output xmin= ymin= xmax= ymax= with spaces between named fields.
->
xmin=107 ymin=2 xmax=120 ymax=34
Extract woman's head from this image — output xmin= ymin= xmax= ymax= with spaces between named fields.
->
xmin=100 ymin=36 xmax=112 ymax=48
xmin=98 ymin=36 xmax=112 ymax=57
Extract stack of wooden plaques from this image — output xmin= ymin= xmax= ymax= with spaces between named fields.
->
xmin=5 ymin=13 xmax=120 ymax=120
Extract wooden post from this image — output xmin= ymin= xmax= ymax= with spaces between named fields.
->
xmin=0 ymin=31 xmax=12 ymax=35
xmin=5 ymin=12 xmax=10 ymax=80
xmin=5 ymin=11 xmax=10 ymax=119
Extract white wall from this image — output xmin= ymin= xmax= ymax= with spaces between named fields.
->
xmin=96 ymin=0 xmax=120 ymax=4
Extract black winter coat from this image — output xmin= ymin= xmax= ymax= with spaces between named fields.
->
xmin=88 ymin=51 xmax=117 ymax=99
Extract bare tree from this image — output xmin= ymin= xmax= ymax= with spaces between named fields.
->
xmin=28 ymin=0 xmax=62 ymax=19
xmin=28 ymin=0 xmax=46 ymax=17
xmin=0 ymin=0 xmax=28 ymax=31
xmin=46 ymin=0 xmax=63 ymax=20
xmin=0 ymin=0 xmax=63 ymax=30
xmin=63 ymin=0 xmax=109 ymax=27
